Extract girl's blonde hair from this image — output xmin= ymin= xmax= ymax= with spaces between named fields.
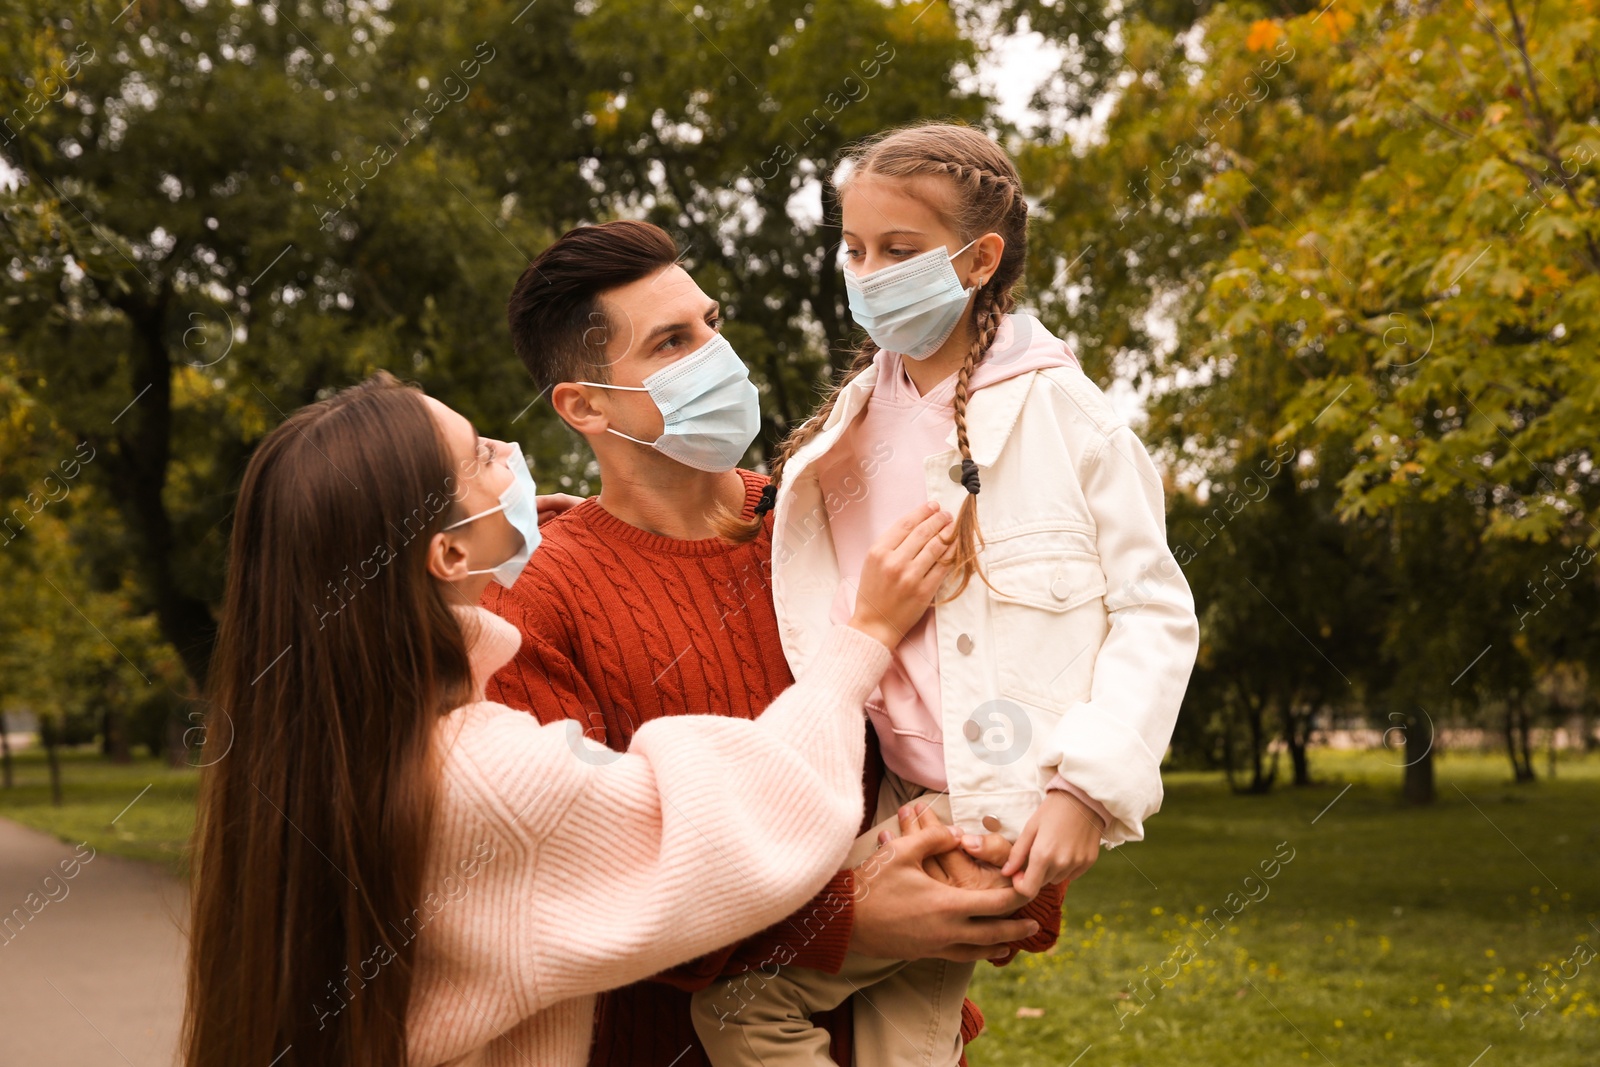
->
xmin=720 ymin=121 xmax=1029 ymax=599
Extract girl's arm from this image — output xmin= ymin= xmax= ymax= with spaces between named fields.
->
xmin=1039 ymin=421 xmax=1200 ymax=846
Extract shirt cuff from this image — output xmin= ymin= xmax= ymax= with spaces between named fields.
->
xmin=1046 ymin=775 xmax=1111 ymax=831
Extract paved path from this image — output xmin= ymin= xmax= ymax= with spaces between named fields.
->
xmin=0 ymin=818 xmax=185 ymax=1066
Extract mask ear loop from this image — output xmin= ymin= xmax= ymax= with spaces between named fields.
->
xmin=443 ymin=499 xmax=508 ymax=531
xmin=441 ymin=500 xmax=513 ymax=576
xmin=573 ymin=380 xmax=660 ymax=448
xmin=952 ymin=235 xmax=997 ymax=289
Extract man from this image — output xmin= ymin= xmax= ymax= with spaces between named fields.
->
xmin=482 ymin=219 xmax=1064 ymax=1066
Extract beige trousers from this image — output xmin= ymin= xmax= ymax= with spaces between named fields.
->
xmin=689 ymin=768 xmax=977 ymax=1067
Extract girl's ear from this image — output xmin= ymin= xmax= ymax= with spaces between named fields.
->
xmin=969 ymin=232 xmax=1006 ymax=288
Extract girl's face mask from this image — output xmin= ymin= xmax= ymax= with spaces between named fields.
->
xmin=843 ymin=238 xmax=983 ymax=360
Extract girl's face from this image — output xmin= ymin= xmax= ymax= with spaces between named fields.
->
xmin=840 ymin=175 xmax=980 ymax=282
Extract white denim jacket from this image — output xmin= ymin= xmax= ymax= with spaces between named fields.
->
xmin=771 ymin=321 xmax=1199 ymax=846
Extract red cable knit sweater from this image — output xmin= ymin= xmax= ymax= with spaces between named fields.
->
xmin=482 ymin=469 xmax=1062 ymax=1067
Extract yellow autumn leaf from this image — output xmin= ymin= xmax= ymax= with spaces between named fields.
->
xmin=1246 ymin=19 xmax=1282 ymax=51
xmin=1542 ymin=264 xmax=1571 ymax=287
xmin=1317 ymin=7 xmax=1356 ymax=43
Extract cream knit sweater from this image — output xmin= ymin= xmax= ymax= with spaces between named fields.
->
xmin=405 ymin=605 xmax=888 ymax=1066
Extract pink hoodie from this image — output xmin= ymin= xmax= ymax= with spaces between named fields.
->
xmin=814 ymin=314 xmax=1108 ymax=824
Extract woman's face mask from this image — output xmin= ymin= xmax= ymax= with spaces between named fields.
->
xmin=578 ymin=332 xmax=760 ymax=472
xmin=443 ymin=441 xmax=541 ymax=587
xmin=844 ymin=238 xmax=983 ymax=360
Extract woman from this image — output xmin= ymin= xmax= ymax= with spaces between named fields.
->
xmin=182 ymin=371 xmax=969 ymax=1066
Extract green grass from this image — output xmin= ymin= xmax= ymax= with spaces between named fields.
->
xmin=969 ymin=750 xmax=1600 ymax=1067
xmin=0 ymin=747 xmax=199 ymax=875
xmin=3 ymin=745 xmax=1596 ymax=1065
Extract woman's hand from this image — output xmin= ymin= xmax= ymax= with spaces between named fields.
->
xmin=848 ymin=501 xmax=955 ymax=650
xmin=892 ymin=799 xmax=1014 ymax=892
xmin=536 ymin=493 xmax=586 ymax=525
xmin=1000 ymin=790 xmax=1104 ymax=897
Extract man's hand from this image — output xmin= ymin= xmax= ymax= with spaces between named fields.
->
xmin=999 ymin=790 xmax=1104 ymax=898
xmin=848 ymin=820 xmax=1038 ymax=962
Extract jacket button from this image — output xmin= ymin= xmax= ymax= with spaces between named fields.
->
xmin=956 ymin=633 xmax=974 ymax=654
xmin=948 ymin=463 xmax=963 ymax=484
xmin=1051 ymin=578 xmax=1070 ymax=599
xmin=982 ymin=815 xmax=1002 ymax=832
xmin=963 ymin=719 xmax=981 ymax=741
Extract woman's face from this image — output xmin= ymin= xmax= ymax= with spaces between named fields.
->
xmin=424 ymin=395 xmax=524 ymax=597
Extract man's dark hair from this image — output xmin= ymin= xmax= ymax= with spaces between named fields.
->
xmin=507 ymin=220 xmax=680 ymax=395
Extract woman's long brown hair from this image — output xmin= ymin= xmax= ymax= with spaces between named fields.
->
xmin=720 ymin=122 xmax=1030 ymax=598
xmin=184 ymin=371 xmax=474 ymax=1067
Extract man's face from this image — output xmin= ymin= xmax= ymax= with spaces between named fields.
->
xmin=586 ymin=265 xmax=722 ymax=441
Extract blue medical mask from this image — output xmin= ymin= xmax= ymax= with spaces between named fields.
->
xmin=844 ymin=238 xmax=982 ymax=360
xmin=443 ymin=441 xmax=541 ymax=587
xmin=579 ymin=333 xmax=760 ymax=473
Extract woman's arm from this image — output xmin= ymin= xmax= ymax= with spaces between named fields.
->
xmin=467 ymin=623 xmax=885 ymax=1008
xmin=468 ymin=502 xmax=960 ymax=1010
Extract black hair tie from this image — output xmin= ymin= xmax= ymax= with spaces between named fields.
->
xmin=960 ymin=458 xmax=981 ymax=495
xmin=753 ymin=483 xmax=777 ymax=517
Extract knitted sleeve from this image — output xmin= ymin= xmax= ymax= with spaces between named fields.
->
xmin=985 ymin=879 xmax=1066 ymax=967
xmin=464 ymin=624 xmax=889 ymax=1012
xmin=648 ymin=869 xmax=857 ymax=990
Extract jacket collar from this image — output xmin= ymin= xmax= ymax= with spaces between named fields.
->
xmin=941 ymin=370 xmax=1035 ymax=468
xmin=787 ymin=360 xmax=1038 ymax=479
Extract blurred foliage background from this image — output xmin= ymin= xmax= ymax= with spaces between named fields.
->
xmin=1 ymin=0 xmax=1597 ymax=805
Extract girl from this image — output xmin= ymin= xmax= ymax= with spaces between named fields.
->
xmin=181 ymin=371 xmax=974 ymax=1067
xmin=693 ymin=123 xmax=1199 ymax=1066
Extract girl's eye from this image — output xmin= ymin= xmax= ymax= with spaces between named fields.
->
xmin=843 ymin=248 xmax=863 ymax=260
xmin=889 ymin=246 xmax=920 ymax=258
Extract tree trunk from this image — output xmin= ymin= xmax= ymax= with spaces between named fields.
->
xmin=104 ymin=705 xmax=131 ymax=764
xmin=0 ymin=712 xmax=12 ymax=789
xmin=1503 ymin=699 xmax=1536 ymax=783
xmin=1280 ymin=701 xmax=1314 ymax=786
xmin=41 ymin=716 xmax=63 ymax=807
xmin=92 ymin=296 xmax=218 ymax=689
xmin=1402 ymin=705 xmax=1435 ymax=805
xmin=1221 ymin=694 xmax=1239 ymax=793
xmin=1240 ymin=695 xmax=1277 ymax=794
xmin=166 ymin=708 xmax=190 ymax=768
xmin=815 ymin=179 xmax=849 ymax=378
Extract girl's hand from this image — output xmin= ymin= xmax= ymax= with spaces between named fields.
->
xmin=535 ymin=493 xmax=586 ymax=525
xmin=848 ymin=501 xmax=955 ymax=650
xmin=1001 ymin=790 xmax=1104 ymax=897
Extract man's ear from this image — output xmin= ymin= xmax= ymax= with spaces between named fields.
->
xmin=970 ymin=233 xmax=1006 ymax=288
xmin=550 ymin=382 xmax=608 ymax=436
